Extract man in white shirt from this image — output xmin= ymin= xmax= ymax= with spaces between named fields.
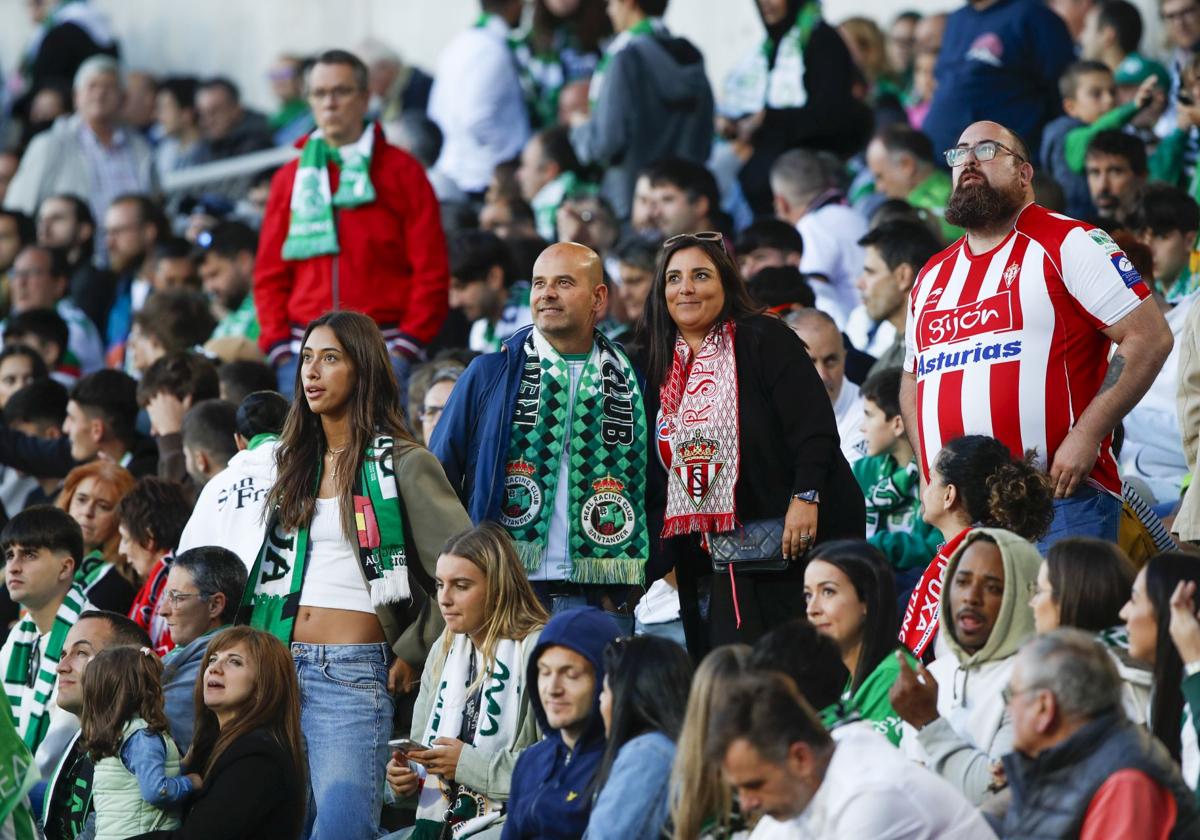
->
xmin=789 ymin=308 xmax=866 ymax=463
xmin=428 ymin=0 xmax=530 ymax=194
xmin=709 ymin=671 xmax=994 ymax=840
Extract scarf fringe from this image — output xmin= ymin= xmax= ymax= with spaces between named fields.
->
xmin=661 ymin=513 xmax=737 ymax=540
xmin=515 ymin=540 xmax=543 ymax=574
xmin=569 ymin=557 xmax=646 ymax=586
xmin=369 ymin=567 xmax=411 ymax=607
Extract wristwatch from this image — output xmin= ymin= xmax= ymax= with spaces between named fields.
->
xmin=792 ymin=490 xmax=820 ymax=504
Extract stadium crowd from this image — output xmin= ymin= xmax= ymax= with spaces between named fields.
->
xmin=1 ymin=0 xmax=1200 ymax=837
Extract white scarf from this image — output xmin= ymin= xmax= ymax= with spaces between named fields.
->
xmin=720 ymin=6 xmax=818 ymax=118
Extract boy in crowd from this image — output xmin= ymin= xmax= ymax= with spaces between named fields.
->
xmin=853 ymin=368 xmax=942 ymax=578
xmin=1133 ymin=182 xmax=1200 ymax=303
xmin=447 ymin=229 xmax=530 ymax=354
xmin=1040 ymin=60 xmax=1157 ymax=219
xmin=6 ymin=308 xmax=78 ymax=386
xmin=3 ymin=378 xmax=69 ymax=510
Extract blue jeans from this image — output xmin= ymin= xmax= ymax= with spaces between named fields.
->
xmin=293 ymin=642 xmax=395 ymax=840
xmin=1036 ymin=485 xmax=1123 ymax=554
xmin=277 ymin=351 xmax=412 ymax=408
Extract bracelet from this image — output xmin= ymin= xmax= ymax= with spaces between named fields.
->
xmin=1186 ymin=661 xmax=1200 ymax=678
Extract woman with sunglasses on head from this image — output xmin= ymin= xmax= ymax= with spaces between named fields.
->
xmin=641 ymin=232 xmax=865 ymax=656
xmin=240 ymin=311 xmax=471 ymax=840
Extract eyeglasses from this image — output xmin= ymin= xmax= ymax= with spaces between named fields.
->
xmin=943 ymin=140 xmax=1027 ymax=168
xmin=163 ymin=590 xmax=211 ymax=606
xmin=663 ymin=231 xmax=725 ymax=249
xmin=1001 ymin=684 xmax=1040 ymax=705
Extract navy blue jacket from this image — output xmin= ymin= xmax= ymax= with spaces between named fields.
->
xmin=500 ymin=608 xmax=622 ymax=840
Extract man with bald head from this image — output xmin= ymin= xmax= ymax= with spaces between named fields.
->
xmin=900 ymin=119 xmax=1172 ymax=547
xmin=431 ymin=242 xmax=656 ymax=624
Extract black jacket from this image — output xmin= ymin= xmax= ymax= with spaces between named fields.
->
xmin=133 ymin=728 xmax=305 ymax=840
xmin=0 ymin=426 xmax=158 ymax=479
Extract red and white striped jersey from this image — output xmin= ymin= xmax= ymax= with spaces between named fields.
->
xmin=904 ymin=203 xmax=1150 ymax=494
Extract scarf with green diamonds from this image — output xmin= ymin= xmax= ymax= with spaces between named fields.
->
xmin=500 ymin=329 xmax=648 ymax=585
xmin=281 ymin=127 xmax=376 ymax=260
xmin=238 ymin=435 xmax=409 ymax=643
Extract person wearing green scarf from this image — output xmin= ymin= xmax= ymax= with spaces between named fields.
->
xmin=864 ymin=124 xmax=963 ymax=244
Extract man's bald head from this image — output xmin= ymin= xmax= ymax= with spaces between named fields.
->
xmin=530 ymin=241 xmax=608 ymax=354
xmin=533 ymin=242 xmax=604 ymax=289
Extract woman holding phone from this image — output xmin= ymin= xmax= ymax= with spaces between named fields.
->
xmin=385 ymin=523 xmax=548 ymax=839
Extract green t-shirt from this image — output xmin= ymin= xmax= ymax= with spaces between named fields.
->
xmin=907 ymin=170 xmax=963 ymax=244
xmin=849 ymin=651 xmax=914 ymax=746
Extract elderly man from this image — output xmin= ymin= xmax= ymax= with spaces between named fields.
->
xmin=900 ymin=120 xmax=1172 ymax=548
xmin=789 ymin=308 xmax=866 ymax=464
xmin=157 ymin=546 xmax=247 ymax=753
xmin=865 ymin=124 xmax=961 ymax=242
xmin=5 ymin=56 xmax=155 ymax=235
xmin=999 ymin=629 xmax=1199 ymax=838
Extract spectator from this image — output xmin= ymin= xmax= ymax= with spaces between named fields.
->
xmin=642 ymin=234 xmax=864 ymax=654
xmin=1081 ymin=1 xmax=1162 ymax=82
xmin=390 ymin=112 xmax=469 ymax=223
xmin=748 ymin=618 xmax=852 ymax=729
xmin=359 ymin=38 xmax=433 ymax=124
xmin=197 ymin=221 xmax=259 ymax=342
xmin=856 ymin=219 xmax=943 ymax=375
xmin=583 ymin=635 xmax=692 ymax=840
xmin=44 ymin=610 xmax=152 ymax=840
xmin=256 ymin=49 xmax=450 ymax=397
xmin=511 ymin=0 xmax=611 ymax=129
xmin=1081 ymin=130 xmax=1147 ymax=229
xmin=892 ymin=528 xmax=1041 ymax=803
xmin=770 ymin=149 xmax=865 ymax=325
xmin=386 ymin=523 xmax=548 ymax=836
xmin=788 ymin=308 xmax=867 ymax=464
xmin=117 ymin=477 xmax=190 ymax=656
xmin=216 ymin=360 xmax=276 ymax=405
xmin=641 ymin=158 xmax=722 ymax=240
xmin=57 ymin=461 xmax=136 ymax=615
xmin=999 ymin=628 xmax=1199 ymax=838
xmin=418 ymin=364 xmax=462 ymax=446
xmin=1121 ymin=552 xmax=1200 ymax=785
xmin=5 ymin=245 xmax=103 ymax=375
xmin=428 ymin=1 xmax=530 ymax=195
xmin=149 ymin=237 xmax=198 ymax=293
xmin=1133 ymin=183 xmax=1200 ymax=303
xmin=481 ymin=196 xmax=540 ymax=242
xmin=611 ymin=236 xmax=657 ymax=340
xmin=568 ymin=0 xmax=714 ymax=219
xmin=179 ymin=399 xmax=237 ymax=491
xmin=707 ymin=671 xmax=993 ymax=838
xmin=901 ymin=435 xmax=1054 ymax=659
xmin=501 ymin=607 xmax=622 ymax=839
xmin=1159 ymin=0 xmax=1200 ymax=134
xmin=865 ymin=124 xmax=961 ymax=242
xmin=157 ymin=546 xmax=246 ymax=754
xmin=176 ymin=390 xmax=288 ymax=564
xmin=6 ymin=307 xmax=76 ymax=386
xmin=265 ymin=54 xmax=313 ymax=144
xmin=1 ymin=376 xmax=62 ymax=513
xmin=6 ymin=56 xmax=156 ymax=233
xmin=154 ymin=76 xmax=203 ymax=176
xmin=448 ymin=230 xmax=532 ymax=354
xmin=803 ymin=540 xmax=909 ymax=744
xmin=35 ymin=193 xmax=114 ymax=335
xmin=901 ymin=120 xmax=1172 ymax=548
xmin=102 ymin=194 xmax=166 ymax=363
xmin=136 ymin=627 xmax=306 ymax=840
xmin=241 ymin=311 xmax=469 ymax=839
xmin=0 ymin=344 xmax=47 ymax=409
xmin=0 ymin=209 xmax=36 ymax=279
xmin=887 ymin=11 xmax=921 ymax=86
xmin=554 ymin=193 xmax=620 ymax=260
xmin=853 ymin=368 xmax=942 ymax=576
xmin=432 ymin=243 xmax=656 ymax=627
xmin=734 ymin=218 xmax=802 ymax=281
xmin=121 ymin=69 xmax=158 ymax=136
xmin=1029 ymin=537 xmax=1150 ymax=724
xmin=1050 ymin=0 xmax=1096 ymax=41
xmin=518 ymin=126 xmax=583 ymax=241
xmin=128 ymin=290 xmax=217 ymax=376
xmin=920 ymin=0 xmax=1073 ymax=160
xmin=193 ymin=77 xmax=274 ymax=194
xmin=0 ymin=505 xmax=95 ymax=780
xmin=136 ymin=352 xmax=222 ymax=481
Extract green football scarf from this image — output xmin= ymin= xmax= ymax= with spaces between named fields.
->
xmin=501 ymin=329 xmax=648 ymax=585
xmin=722 ymin=1 xmax=821 ymax=116
xmin=74 ymin=549 xmax=113 ymax=597
xmin=0 ymin=691 xmax=37 ymax=840
xmin=281 ymin=126 xmax=376 ymax=260
xmin=3 ymin=583 xmax=87 ymax=752
xmin=238 ymin=435 xmax=409 ymax=643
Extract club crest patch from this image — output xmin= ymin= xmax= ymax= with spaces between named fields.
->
xmin=581 ymin=476 xmax=636 ymax=546
xmin=500 ymin=459 xmax=542 ymax=528
xmin=671 ymin=431 xmax=724 ymax=511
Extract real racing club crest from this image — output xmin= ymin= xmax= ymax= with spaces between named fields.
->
xmin=581 ymin=475 xmax=636 ymax=546
xmin=672 ymin=431 xmax=723 ymax=511
xmin=500 ymin=459 xmax=542 ymax=528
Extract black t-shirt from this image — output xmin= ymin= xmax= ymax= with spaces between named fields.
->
xmin=44 ymin=735 xmax=94 ymax=840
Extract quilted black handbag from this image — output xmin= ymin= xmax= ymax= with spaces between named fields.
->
xmin=708 ymin=518 xmax=790 ymax=573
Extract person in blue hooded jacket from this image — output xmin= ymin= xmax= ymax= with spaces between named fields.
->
xmin=500 ymin=606 xmax=621 ymax=840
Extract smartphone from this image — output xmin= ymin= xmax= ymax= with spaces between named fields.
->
xmin=388 ymin=737 xmax=431 ymax=752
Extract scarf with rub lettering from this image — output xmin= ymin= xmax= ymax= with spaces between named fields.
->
xmin=501 ymin=328 xmax=648 ymax=585
xmin=412 ymin=634 xmax=530 ymax=839
xmin=238 ymin=435 xmax=409 ymax=643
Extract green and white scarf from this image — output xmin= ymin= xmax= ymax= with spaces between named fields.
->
xmin=721 ymin=1 xmax=821 ymax=117
xmin=0 ymin=691 xmax=37 ymax=840
xmin=501 ymin=329 xmax=648 ymax=585
xmin=3 ymin=583 xmax=88 ymax=752
xmin=588 ymin=17 xmax=664 ymax=108
xmin=239 ymin=435 xmax=409 ymax=643
xmin=281 ymin=126 xmax=376 ymax=260
xmin=531 ymin=171 xmax=578 ymax=242
xmin=413 ymin=635 xmax=528 ymax=839
xmin=75 ymin=549 xmax=113 ymax=597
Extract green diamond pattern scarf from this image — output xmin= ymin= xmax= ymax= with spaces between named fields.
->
xmin=281 ymin=126 xmax=376 ymax=260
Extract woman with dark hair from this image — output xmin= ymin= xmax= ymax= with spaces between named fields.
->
xmin=1122 ymin=552 xmax=1200 ymax=787
xmin=0 ymin=344 xmax=48 ymax=408
xmin=900 ymin=434 xmax=1054 ymax=658
xmin=583 ymin=635 xmax=693 ymax=840
xmin=240 ymin=311 xmax=471 ymax=839
xmin=1030 ymin=537 xmax=1150 ymax=723
xmin=804 ymin=540 xmax=908 ymax=744
xmin=512 ymin=0 xmax=612 ymax=128
xmin=132 ymin=626 xmax=307 ymax=840
xmin=57 ymin=461 xmax=137 ymax=614
xmin=641 ymin=233 xmax=864 ymax=655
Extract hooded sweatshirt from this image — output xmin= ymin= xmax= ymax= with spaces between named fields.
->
xmin=901 ymin=527 xmax=1041 ymax=804
xmin=501 ymin=607 xmax=622 ymax=840
xmin=176 ymin=437 xmax=279 ymax=568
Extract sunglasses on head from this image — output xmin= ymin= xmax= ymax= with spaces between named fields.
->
xmin=662 ymin=231 xmax=725 ymax=249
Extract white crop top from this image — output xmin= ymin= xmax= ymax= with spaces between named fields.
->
xmin=298 ymin=497 xmax=374 ymax=614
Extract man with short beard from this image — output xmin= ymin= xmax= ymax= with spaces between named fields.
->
xmin=900 ymin=120 xmax=1173 ymax=547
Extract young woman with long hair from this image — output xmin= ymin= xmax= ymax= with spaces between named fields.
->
xmin=133 ymin=626 xmax=307 ymax=839
xmin=57 ymin=460 xmax=137 ymax=613
xmin=241 ymin=311 xmax=471 ymax=839
xmin=385 ymin=523 xmax=548 ymax=839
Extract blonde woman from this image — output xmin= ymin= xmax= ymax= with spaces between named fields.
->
xmin=670 ymin=645 xmax=752 ymax=840
xmin=386 ymin=522 xmax=549 ymax=839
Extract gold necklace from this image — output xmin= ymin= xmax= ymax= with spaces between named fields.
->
xmin=325 ymin=445 xmax=346 ymax=478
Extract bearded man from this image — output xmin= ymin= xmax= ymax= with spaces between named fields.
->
xmin=898 ymin=120 xmax=1172 ymax=547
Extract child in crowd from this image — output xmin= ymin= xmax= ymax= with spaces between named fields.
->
xmin=1040 ymin=60 xmax=1157 ymax=219
xmin=80 ymin=645 xmax=197 ymax=839
xmin=852 ymin=367 xmax=940 ymax=595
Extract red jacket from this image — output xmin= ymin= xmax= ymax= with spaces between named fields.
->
xmin=254 ymin=124 xmax=449 ymax=360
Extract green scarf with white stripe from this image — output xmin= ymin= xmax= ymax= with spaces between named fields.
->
xmin=721 ymin=1 xmax=821 ymax=116
xmin=238 ymin=435 xmax=409 ymax=643
xmin=500 ymin=329 xmax=648 ymax=585
xmin=281 ymin=127 xmax=376 ymax=260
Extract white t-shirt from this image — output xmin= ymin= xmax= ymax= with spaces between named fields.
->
xmin=797 ymin=204 xmax=867 ymax=319
xmin=833 ymin=379 xmax=866 ymax=464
